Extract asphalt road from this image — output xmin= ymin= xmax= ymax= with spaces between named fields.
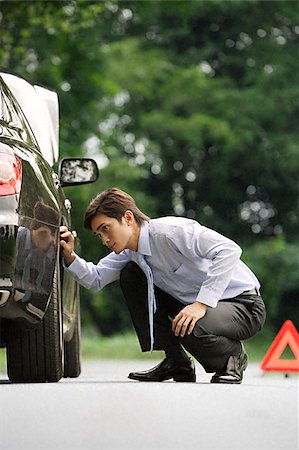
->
xmin=0 ymin=360 xmax=298 ymax=450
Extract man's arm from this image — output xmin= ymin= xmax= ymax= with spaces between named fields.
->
xmin=167 ymin=223 xmax=242 ymax=308
xmin=59 ymin=226 xmax=131 ymax=291
xmin=168 ymin=223 xmax=242 ymax=337
xmin=60 ymin=226 xmax=77 ymax=266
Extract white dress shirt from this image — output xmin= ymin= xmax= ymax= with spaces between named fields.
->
xmin=65 ymin=217 xmax=260 ymax=308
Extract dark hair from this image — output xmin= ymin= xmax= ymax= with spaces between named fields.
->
xmin=84 ymin=187 xmax=150 ymax=230
xmin=31 ymin=201 xmax=59 ymax=234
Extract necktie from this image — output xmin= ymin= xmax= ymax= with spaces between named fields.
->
xmin=136 ymin=253 xmax=157 ymax=352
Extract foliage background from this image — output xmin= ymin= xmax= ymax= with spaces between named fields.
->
xmin=1 ymin=0 xmax=299 ymax=339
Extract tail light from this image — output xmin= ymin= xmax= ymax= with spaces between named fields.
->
xmin=0 ymin=154 xmax=22 ymax=196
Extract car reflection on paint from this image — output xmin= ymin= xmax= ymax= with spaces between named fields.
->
xmin=0 ymin=72 xmax=99 ymax=382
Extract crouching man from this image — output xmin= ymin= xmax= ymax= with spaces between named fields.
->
xmin=60 ymin=187 xmax=266 ymax=384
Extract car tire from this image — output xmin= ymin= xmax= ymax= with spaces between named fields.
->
xmin=63 ymin=301 xmax=81 ymax=378
xmin=6 ymin=264 xmax=63 ymax=383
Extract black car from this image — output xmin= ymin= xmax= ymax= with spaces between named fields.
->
xmin=0 ymin=72 xmax=98 ymax=382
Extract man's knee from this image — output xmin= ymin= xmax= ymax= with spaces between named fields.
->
xmin=252 ymin=297 xmax=267 ymax=333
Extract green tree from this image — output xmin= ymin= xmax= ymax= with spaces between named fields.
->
xmin=101 ymin=0 xmax=299 ymax=243
xmin=243 ymin=237 xmax=299 ymax=329
xmin=1 ymin=0 xmax=298 ymax=333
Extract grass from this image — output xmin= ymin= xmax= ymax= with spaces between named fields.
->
xmin=81 ymin=327 xmax=165 ymax=360
xmin=80 ymin=326 xmax=277 ymax=362
xmin=0 ymin=348 xmax=5 ymax=374
xmin=0 ymin=326 xmax=285 ymax=376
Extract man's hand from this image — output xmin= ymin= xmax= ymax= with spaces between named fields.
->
xmin=172 ymin=302 xmax=207 ymax=337
xmin=60 ymin=226 xmax=76 ymax=266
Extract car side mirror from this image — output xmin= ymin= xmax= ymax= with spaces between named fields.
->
xmin=58 ymin=158 xmax=99 ymax=187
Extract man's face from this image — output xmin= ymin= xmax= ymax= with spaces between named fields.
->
xmin=91 ymin=212 xmax=138 ymax=253
xmin=31 ymin=226 xmax=54 ymax=251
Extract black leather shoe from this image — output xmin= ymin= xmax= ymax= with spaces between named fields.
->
xmin=210 ymin=344 xmax=248 ymax=384
xmin=128 ymin=357 xmax=196 ymax=382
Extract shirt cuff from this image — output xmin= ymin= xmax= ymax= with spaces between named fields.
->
xmin=195 ymin=288 xmax=220 ymax=308
xmin=63 ymin=255 xmax=81 ymax=272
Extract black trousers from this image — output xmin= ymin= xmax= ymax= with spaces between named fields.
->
xmin=120 ymin=262 xmax=266 ymax=373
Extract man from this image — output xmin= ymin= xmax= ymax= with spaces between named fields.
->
xmin=60 ymin=187 xmax=266 ymax=384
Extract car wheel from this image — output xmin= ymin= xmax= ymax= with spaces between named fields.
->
xmin=6 ymin=264 xmax=63 ymax=383
xmin=63 ymin=301 xmax=81 ymax=378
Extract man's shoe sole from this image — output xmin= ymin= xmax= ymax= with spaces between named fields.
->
xmin=210 ymin=377 xmax=242 ymax=384
xmin=173 ymin=374 xmax=196 ymax=382
xmin=210 ymin=354 xmax=248 ymax=384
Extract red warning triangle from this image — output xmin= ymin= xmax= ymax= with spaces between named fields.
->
xmin=260 ymin=320 xmax=299 ymax=372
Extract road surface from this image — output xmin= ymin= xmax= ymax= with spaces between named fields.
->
xmin=0 ymin=360 xmax=298 ymax=449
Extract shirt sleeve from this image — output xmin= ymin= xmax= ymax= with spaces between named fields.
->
xmin=168 ymin=222 xmax=242 ymax=308
xmin=64 ymin=250 xmax=131 ymax=291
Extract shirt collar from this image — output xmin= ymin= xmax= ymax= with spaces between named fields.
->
xmin=137 ymin=221 xmax=152 ymax=257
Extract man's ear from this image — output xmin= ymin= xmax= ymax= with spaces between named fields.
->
xmin=123 ymin=210 xmax=135 ymax=224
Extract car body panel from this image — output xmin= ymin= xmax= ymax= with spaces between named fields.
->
xmin=0 ymin=138 xmax=61 ymax=324
xmin=0 ymin=72 xmax=89 ymax=339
